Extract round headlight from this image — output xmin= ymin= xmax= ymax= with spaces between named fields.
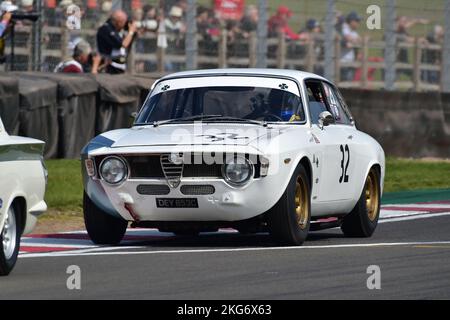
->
xmin=99 ymin=156 xmax=128 ymax=185
xmin=222 ymin=157 xmax=253 ymax=186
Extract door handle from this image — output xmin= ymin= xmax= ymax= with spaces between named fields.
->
xmin=347 ymin=135 xmax=353 ymax=140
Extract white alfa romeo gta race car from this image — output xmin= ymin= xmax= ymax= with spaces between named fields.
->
xmin=0 ymin=117 xmax=47 ymax=275
xmin=81 ymin=69 xmax=385 ymax=246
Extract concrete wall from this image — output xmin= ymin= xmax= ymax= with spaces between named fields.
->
xmin=342 ymin=89 xmax=450 ymax=158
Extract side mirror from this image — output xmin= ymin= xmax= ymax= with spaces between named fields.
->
xmin=318 ymin=111 xmax=335 ymax=129
xmin=130 ymin=112 xmax=137 ymax=119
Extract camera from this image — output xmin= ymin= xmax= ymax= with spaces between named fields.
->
xmin=135 ymin=19 xmax=158 ymax=31
xmin=11 ymin=11 xmax=40 ymax=22
xmin=0 ymin=1 xmax=40 ymax=22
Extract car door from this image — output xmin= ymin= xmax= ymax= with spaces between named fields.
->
xmin=305 ymin=80 xmax=354 ymax=202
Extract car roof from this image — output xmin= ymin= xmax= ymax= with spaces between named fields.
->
xmin=159 ymin=68 xmax=329 ymax=83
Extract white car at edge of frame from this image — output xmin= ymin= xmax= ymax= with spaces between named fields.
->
xmin=81 ymin=69 xmax=385 ymax=246
xmin=0 ymin=117 xmax=47 ymax=276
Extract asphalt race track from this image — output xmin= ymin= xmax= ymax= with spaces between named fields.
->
xmin=1 ymin=201 xmax=450 ymax=299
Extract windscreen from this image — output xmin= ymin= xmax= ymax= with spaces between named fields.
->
xmin=135 ymin=86 xmax=305 ymax=124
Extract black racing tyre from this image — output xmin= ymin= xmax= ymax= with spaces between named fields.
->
xmin=0 ymin=203 xmax=21 ymax=276
xmin=341 ymin=167 xmax=381 ymax=237
xmin=267 ymin=163 xmax=311 ymax=246
xmin=83 ymin=192 xmax=128 ymax=245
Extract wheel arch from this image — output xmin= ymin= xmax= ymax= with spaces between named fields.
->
xmin=299 ymin=156 xmax=313 ymax=190
xmin=356 ymin=162 xmax=383 ymax=201
xmin=11 ymin=197 xmax=27 ymax=235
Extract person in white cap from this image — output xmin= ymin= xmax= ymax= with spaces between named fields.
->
xmin=164 ymin=6 xmax=185 ymax=44
xmin=20 ymin=0 xmax=34 ymax=12
xmin=163 ymin=5 xmax=185 ymax=71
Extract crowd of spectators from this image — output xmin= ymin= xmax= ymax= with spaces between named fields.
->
xmin=0 ymin=0 xmax=446 ymax=83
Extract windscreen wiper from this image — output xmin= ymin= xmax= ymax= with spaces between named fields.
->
xmin=201 ymin=116 xmax=268 ymax=127
xmin=134 ymin=115 xmax=223 ymax=127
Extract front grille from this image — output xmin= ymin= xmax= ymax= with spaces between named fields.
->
xmin=180 ymin=185 xmax=215 ymax=195
xmin=183 ymin=164 xmax=222 ymax=178
xmin=95 ymin=154 xmax=261 ymax=180
xmin=137 ymin=184 xmax=170 ymax=195
xmin=126 ymin=155 xmax=164 ymax=178
xmin=160 ymin=154 xmax=183 ymax=188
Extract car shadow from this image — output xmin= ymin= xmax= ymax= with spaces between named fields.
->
xmin=122 ymin=229 xmax=346 ymax=249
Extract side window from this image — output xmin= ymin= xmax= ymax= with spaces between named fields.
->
xmin=305 ymin=80 xmax=328 ymax=124
xmin=322 ymin=82 xmax=351 ymax=125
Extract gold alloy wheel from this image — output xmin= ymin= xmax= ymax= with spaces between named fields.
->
xmin=365 ymin=169 xmax=380 ymax=221
xmin=295 ymin=175 xmax=309 ymax=229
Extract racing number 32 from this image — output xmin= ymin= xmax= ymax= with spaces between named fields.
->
xmin=339 ymin=144 xmax=350 ymax=183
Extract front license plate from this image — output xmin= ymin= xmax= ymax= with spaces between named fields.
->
xmin=156 ymin=198 xmax=199 ymax=208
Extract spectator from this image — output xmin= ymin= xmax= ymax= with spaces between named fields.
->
xmin=340 ymin=11 xmax=362 ymax=81
xmin=143 ymin=4 xmax=159 ymax=28
xmin=96 ymin=10 xmax=137 ymax=74
xmin=164 ymin=6 xmax=185 ymax=71
xmin=396 ymin=16 xmax=428 ymax=78
xmin=163 ymin=0 xmax=187 ymax=15
xmin=99 ymin=0 xmax=112 ymax=25
xmin=298 ymin=19 xmax=324 ymax=74
xmin=196 ymin=5 xmax=210 ymax=37
xmin=299 ymin=19 xmax=321 ymax=42
xmin=240 ymin=5 xmax=258 ymax=38
xmin=54 ymin=39 xmax=101 ymax=73
xmin=164 ymin=6 xmax=185 ymax=46
xmin=422 ymin=25 xmax=444 ymax=83
xmin=268 ymin=5 xmax=299 ymax=40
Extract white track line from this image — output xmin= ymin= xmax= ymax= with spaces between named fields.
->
xmin=19 ymin=241 xmax=450 ymax=259
xmin=379 ymin=212 xmax=450 ymax=223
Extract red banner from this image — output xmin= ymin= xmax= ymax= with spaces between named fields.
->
xmin=214 ymin=0 xmax=245 ymax=21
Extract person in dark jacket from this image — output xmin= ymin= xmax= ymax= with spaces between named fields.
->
xmin=96 ymin=10 xmax=137 ymax=74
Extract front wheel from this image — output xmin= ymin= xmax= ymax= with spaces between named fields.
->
xmin=83 ymin=192 xmax=128 ymax=245
xmin=341 ymin=167 xmax=381 ymax=237
xmin=0 ymin=205 xmax=21 ymax=276
xmin=266 ymin=163 xmax=311 ymax=246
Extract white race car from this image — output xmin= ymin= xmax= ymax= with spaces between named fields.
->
xmin=81 ymin=69 xmax=385 ymax=246
xmin=0 ymin=117 xmax=47 ymax=275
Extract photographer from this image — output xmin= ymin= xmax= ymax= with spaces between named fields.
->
xmin=54 ymin=40 xmax=101 ymax=74
xmin=96 ymin=10 xmax=137 ymax=74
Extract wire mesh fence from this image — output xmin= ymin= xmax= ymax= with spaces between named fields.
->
xmin=0 ymin=0 xmax=448 ymax=91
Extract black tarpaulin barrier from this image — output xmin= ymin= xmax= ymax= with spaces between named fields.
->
xmin=14 ymin=72 xmax=99 ymax=158
xmin=129 ymin=75 xmax=158 ymax=109
xmin=341 ymin=88 xmax=450 ymax=158
xmin=0 ymin=75 xmax=19 ymax=135
xmin=16 ymin=76 xmax=58 ymax=159
xmin=93 ymin=74 xmax=142 ymax=135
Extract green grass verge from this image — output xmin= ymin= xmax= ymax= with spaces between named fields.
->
xmin=44 ymin=157 xmax=450 ymax=213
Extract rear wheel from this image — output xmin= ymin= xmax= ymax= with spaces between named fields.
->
xmin=341 ymin=167 xmax=381 ymax=237
xmin=0 ymin=204 xmax=21 ymax=276
xmin=83 ymin=192 xmax=128 ymax=245
xmin=267 ymin=163 xmax=311 ymax=246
